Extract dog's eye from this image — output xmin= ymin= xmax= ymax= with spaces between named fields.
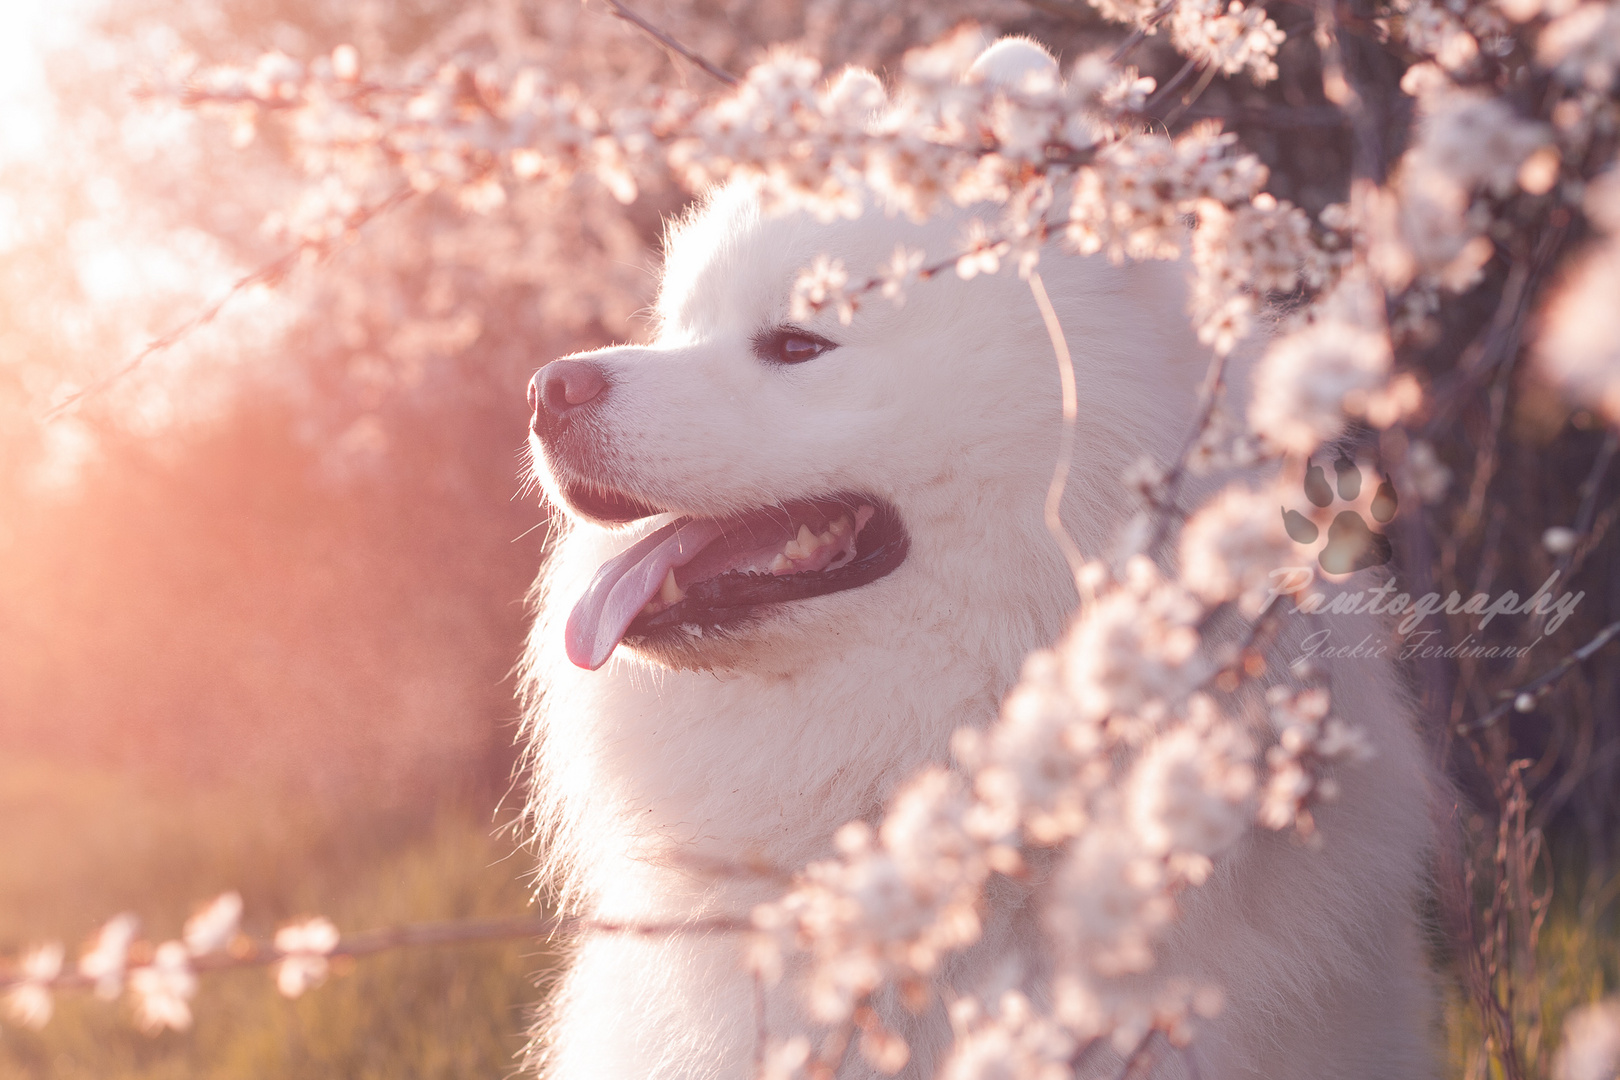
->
xmin=752 ymin=327 xmax=838 ymax=365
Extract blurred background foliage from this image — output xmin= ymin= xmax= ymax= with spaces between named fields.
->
xmin=1 ymin=0 xmax=1617 ymax=1076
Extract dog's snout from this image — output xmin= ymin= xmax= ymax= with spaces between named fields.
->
xmin=537 ymin=360 xmax=608 ymax=422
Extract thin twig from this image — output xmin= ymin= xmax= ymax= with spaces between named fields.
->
xmin=1461 ymin=617 xmax=1620 ymax=734
xmin=39 ymin=185 xmax=418 ymax=424
xmin=1108 ymin=1 xmax=1177 ymax=64
xmin=1552 ymin=430 xmax=1617 ymax=585
xmin=1144 ymin=58 xmax=1199 ymax=113
xmin=1 ymin=910 xmax=751 ymax=993
xmin=1314 ymin=0 xmax=1381 ymax=182
xmin=600 ymin=0 xmax=739 ymax=86
xmin=1158 ymin=64 xmax=1218 ymax=128
xmin=1141 ymin=348 xmax=1234 ymax=555
xmin=1116 ymin=1030 xmax=1162 ymax=1079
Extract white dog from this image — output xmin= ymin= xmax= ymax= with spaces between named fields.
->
xmin=521 ymin=41 xmax=1435 ymax=1080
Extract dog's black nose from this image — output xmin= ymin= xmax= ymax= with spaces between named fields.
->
xmin=533 ymin=360 xmax=608 ymax=425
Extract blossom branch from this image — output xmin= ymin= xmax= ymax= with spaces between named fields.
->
xmin=1461 ymin=617 xmax=1620 ymax=734
xmin=599 ymin=0 xmax=739 ymax=86
xmin=3 ymin=903 xmax=750 ymax=1035
xmin=39 ymin=184 xmax=417 ymax=423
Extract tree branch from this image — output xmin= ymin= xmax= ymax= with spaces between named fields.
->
xmin=599 ymin=0 xmax=738 ymax=87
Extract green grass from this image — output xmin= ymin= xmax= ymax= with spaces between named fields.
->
xmin=0 ymin=759 xmax=552 ymax=1080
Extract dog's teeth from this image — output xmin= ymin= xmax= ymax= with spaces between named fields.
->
xmin=770 ymin=553 xmax=793 ymax=574
xmin=818 ymin=529 xmax=835 ymax=547
xmin=796 ymin=524 xmax=815 ymax=550
xmin=661 ymin=569 xmax=684 ymax=604
xmin=829 ymin=515 xmax=852 ymax=537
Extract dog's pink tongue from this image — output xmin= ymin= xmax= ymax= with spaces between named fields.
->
xmin=566 ymin=519 xmax=724 ymax=670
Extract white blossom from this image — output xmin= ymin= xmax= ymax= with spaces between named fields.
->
xmin=878 ymin=244 xmax=927 ymax=305
xmin=5 ymin=942 xmax=63 ymax=1029
xmin=940 ymin=992 xmax=1076 ymax=1080
xmin=1536 ymin=237 xmax=1620 ymax=425
xmin=129 ymin=940 xmax=197 ymax=1033
xmin=183 ymin=891 xmax=243 ymax=956
xmin=1539 ymin=3 xmax=1620 ymax=90
xmin=959 ymin=649 xmax=1101 ymax=847
xmin=789 ymin=254 xmax=855 ymax=324
xmin=1544 ymin=526 xmax=1579 ymax=554
xmin=1180 ymin=482 xmax=1300 ymax=614
xmin=1248 ymin=273 xmax=1396 ymax=454
xmin=1405 ymin=439 xmax=1454 ymax=504
xmin=1258 ymin=686 xmax=1374 ymax=837
xmin=760 ymin=1035 xmax=812 ymax=1080
xmin=1047 ymin=827 xmax=1173 ymax=979
xmin=1399 ymin=0 xmax=1484 ymax=71
xmin=1061 ymin=557 xmax=1203 ymax=732
xmin=273 ymin=917 xmax=340 ymax=998
xmin=1168 ymin=0 xmax=1288 ymax=82
xmin=1125 ymin=702 xmax=1256 ymax=882
xmin=1556 ymin=997 xmax=1620 ymax=1080
xmin=78 ymin=912 xmax=138 ymax=999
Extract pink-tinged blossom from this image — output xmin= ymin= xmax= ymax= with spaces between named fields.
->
xmin=1179 ymin=482 xmax=1300 ymax=615
xmin=78 ymin=912 xmax=138 ymax=1000
xmin=1046 ymin=828 xmax=1173 ymax=980
xmin=1383 ymin=70 xmax=1550 ymax=291
xmin=1407 ymin=81 xmax=1551 ymax=198
xmin=759 ymin=1035 xmax=812 ymax=1080
xmin=940 ymin=992 xmax=1076 ymax=1080
xmin=1539 ymin=3 xmax=1620 ymax=90
xmin=1125 ymin=700 xmax=1256 ymax=883
xmin=1257 ymin=687 xmax=1374 ymax=838
xmin=1061 ymin=557 xmax=1203 ymax=733
xmin=1168 ymin=0 xmax=1288 ymax=82
xmin=1055 ymin=973 xmax=1225 ymax=1055
xmin=129 ymin=941 xmax=197 ymax=1033
xmin=5 ymin=942 xmax=63 ymax=1029
xmin=1248 ymin=273 xmax=1396 ymax=454
xmin=1067 ymin=129 xmax=1268 ymax=265
xmin=1398 ymin=0 xmax=1484 ymax=71
xmin=877 ymin=244 xmax=927 ymax=305
xmin=183 ymin=891 xmax=243 ymax=956
xmin=955 ymin=218 xmax=1007 ymax=280
xmin=1536 ymin=237 xmax=1620 ymax=425
xmin=1190 ymin=194 xmax=1337 ymax=355
xmin=752 ymin=769 xmax=988 ymax=1027
xmin=274 ymin=917 xmax=340 ymax=998
xmin=958 ymin=648 xmax=1103 ymax=847
xmin=789 ymin=254 xmax=854 ymax=324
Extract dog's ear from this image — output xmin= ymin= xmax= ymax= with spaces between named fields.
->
xmin=965 ymin=36 xmax=1059 ymax=91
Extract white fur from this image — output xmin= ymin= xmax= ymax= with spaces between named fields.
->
xmin=521 ymin=181 xmax=1437 ymax=1077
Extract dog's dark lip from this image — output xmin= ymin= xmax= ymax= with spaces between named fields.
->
xmin=623 ymin=498 xmax=909 ymax=643
xmin=560 ymin=479 xmax=665 ymax=525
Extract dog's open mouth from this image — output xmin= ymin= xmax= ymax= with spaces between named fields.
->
xmin=564 ymin=494 xmax=909 ymax=669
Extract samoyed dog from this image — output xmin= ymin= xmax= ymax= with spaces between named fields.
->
xmin=522 ymin=40 xmax=1434 ymax=1080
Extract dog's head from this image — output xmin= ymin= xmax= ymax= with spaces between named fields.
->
xmin=529 ymin=182 xmax=1202 ymax=672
